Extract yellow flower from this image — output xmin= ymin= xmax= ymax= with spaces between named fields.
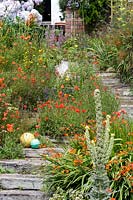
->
xmin=117 ymin=18 xmax=122 ymax=21
xmin=120 ymin=7 xmax=125 ymax=11
xmin=65 ymin=75 xmax=70 ymax=81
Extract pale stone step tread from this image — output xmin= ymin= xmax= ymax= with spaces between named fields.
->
xmin=0 ymin=174 xmax=43 ymax=190
xmin=23 ymin=147 xmax=64 ymax=158
xmin=0 ymin=158 xmax=48 ymax=173
xmin=97 ymin=71 xmax=133 ymax=118
xmin=97 ymin=72 xmax=117 ymax=78
xmin=0 ymin=190 xmax=49 ymax=200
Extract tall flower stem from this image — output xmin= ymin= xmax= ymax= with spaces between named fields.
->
xmin=85 ymin=89 xmax=114 ymax=200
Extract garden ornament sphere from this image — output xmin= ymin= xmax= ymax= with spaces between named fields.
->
xmin=20 ymin=132 xmax=35 ymax=147
xmin=30 ymin=138 xmax=40 ymax=149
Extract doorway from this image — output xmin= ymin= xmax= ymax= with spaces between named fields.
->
xmin=35 ymin=0 xmax=51 ymax=21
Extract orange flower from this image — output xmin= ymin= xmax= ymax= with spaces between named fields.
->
xmin=68 ymin=148 xmax=76 ymax=154
xmin=34 ymin=132 xmax=40 ymax=137
xmin=58 ymin=91 xmax=63 ymax=97
xmin=51 ymin=153 xmax=63 ymax=159
xmin=35 ymin=125 xmax=40 ymax=129
xmin=53 ymin=165 xmax=60 ymax=170
xmin=31 ymin=77 xmax=36 ymax=84
xmin=6 ymin=124 xmax=14 ymax=132
xmin=126 ymin=141 xmax=133 ymax=145
xmin=55 ymin=103 xmax=65 ymax=109
xmin=0 ymin=78 xmax=5 ymax=88
xmin=12 ymin=77 xmax=17 ymax=81
xmin=73 ymin=158 xmax=83 ymax=166
xmin=128 ymin=132 xmax=133 ymax=136
xmin=61 ymin=84 xmax=64 ymax=89
xmin=75 ymin=108 xmax=80 ymax=113
xmin=63 ymin=133 xmax=68 ymax=137
xmin=74 ymin=85 xmax=80 ymax=91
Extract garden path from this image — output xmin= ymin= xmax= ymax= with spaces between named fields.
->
xmin=57 ymin=61 xmax=133 ymax=119
xmin=0 ymin=147 xmax=64 ymax=200
xmin=97 ymin=72 xmax=133 ymax=119
xmin=0 ymin=62 xmax=132 ymax=200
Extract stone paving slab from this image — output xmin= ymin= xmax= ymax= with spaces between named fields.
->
xmin=101 ymin=79 xmax=120 ymax=85
xmin=0 ymin=174 xmax=43 ymax=190
xmin=97 ymin=71 xmax=133 ymax=119
xmin=120 ymin=105 xmax=133 ymax=118
xmin=96 ymin=72 xmax=117 ymax=78
xmin=0 ymin=190 xmax=49 ymax=200
xmin=119 ymin=96 xmax=133 ymax=105
xmin=0 ymin=158 xmax=48 ymax=173
xmin=23 ymin=147 xmax=64 ymax=158
xmin=112 ymin=87 xmax=132 ymax=96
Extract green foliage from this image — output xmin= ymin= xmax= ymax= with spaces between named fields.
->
xmin=0 ymin=166 xmax=15 ymax=174
xmin=88 ymin=38 xmax=118 ymax=71
xmin=107 ymin=150 xmax=133 ymax=200
xmin=0 ymin=19 xmax=45 ymax=48
xmin=36 ymin=58 xmax=118 ymax=138
xmin=43 ymin=134 xmax=92 ymax=193
xmin=0 ymin=134 xmax=24 ymax=159
xmin=86 ymin=1 xmax=133 ymax=84
xmin=0 ymin=17 xmax=132 ymax=200
xmin=59 ymin=0 xmax=68 ymax=12
xmin=59 ymin=0 xmax=110 ymax=29
xmin=42 ymin=88 xmax=133 ymax=200
xmin=89 ymin=25 xmax=133 ymax=84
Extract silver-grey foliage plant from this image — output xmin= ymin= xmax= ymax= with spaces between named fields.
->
xmin=85 ymin=89 xmax=114 ymax=200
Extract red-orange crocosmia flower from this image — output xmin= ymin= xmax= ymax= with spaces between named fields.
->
xmin=6 ymin=124 xmax=14 ymax=132
xmin=74 ymin=85 xmax=80 ymax=91
xmin=73 ymin=159 xmax=83 ymax=166
xmin=75 ymin=108 xmax=80 ymax=113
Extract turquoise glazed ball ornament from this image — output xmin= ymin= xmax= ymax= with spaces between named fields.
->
xmin=31 ymin=139 xmax=40 ymax=149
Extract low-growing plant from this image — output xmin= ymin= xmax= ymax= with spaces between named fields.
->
xmin=107 ymin=149 xmax=133 ymax=200
xmin=0 ymin=166 xmax=15 ymax=174
xmin=88 ymin=38 xmax=118 ymax=71
xmin=0 ymin=134 xmax=24 ymax=159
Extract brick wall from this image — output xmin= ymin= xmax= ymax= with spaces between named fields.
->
xmin=65 ymin=8 xmax=85 ymax=37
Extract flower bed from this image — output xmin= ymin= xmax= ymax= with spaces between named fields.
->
xmin=0 ymin=19 xmax=133 ymax=200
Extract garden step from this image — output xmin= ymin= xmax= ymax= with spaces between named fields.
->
xmin=23 ymin=147 xmax=64 ymax=158
xmin=112 ymin=87 xmax=132 ymax=96
xmin=119 ymin=96 xmax=133 ymax=105
xmin=0 ymin=158 xmax=48 ymax=174
xmin=0 ymin=174 xmax=43 ymax=190
xmin=120 ymin=105 xmax=133 ymax=117
xmin=101 ymin=79 xmax=120 ymax=85
xmin=97 ymin=71 xmax=133 ymax=119
xmin=0 ymin=190 xmax=49 ymax=200
xmin=97 ymin=72 xmax=117 ymax=79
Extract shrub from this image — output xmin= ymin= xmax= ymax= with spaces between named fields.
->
xmin=59 ymin=0 xmax=110 ymax=29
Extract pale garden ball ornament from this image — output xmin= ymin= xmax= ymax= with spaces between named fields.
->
xmin=20 ymin=132 xmax=35 ymax=147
